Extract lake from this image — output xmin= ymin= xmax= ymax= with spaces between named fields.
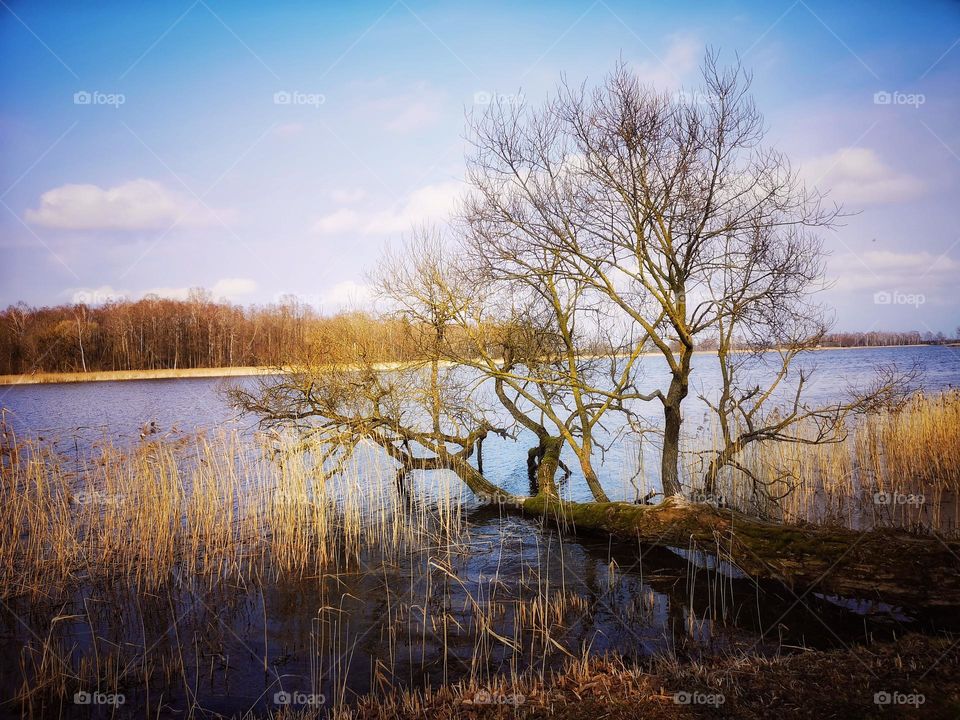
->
xmin=1 ymin=345 xmax=958 ymax=717
xmin=3 ymin=345 xmax=958 ymax=503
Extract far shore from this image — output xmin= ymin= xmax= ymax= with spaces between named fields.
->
xmin=0 ymin=343 xmax=942 ymax=387
xmin=0 ymin=366 xmax=282 ymax=386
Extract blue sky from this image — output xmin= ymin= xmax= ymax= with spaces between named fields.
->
xmin=1 ymin=0 xmax=958 ymax=333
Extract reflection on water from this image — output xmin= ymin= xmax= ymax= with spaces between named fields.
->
xmin=1 ymin=508 xmax=947 ymax=719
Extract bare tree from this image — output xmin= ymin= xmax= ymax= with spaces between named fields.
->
xmin=233 ymin=52 xmax=912 ymax=514
xmin=229 ymin=305 xmax=508 ymax=501
xmin=449 ymin=221 xmax=658 ymax=501
xmin=693 ymin=224 xmax=914 ymax=502
xmin=374 ymin=228 xmax=637 ymax=501
xmin=464 ymin=52 xmax=840 ymax=496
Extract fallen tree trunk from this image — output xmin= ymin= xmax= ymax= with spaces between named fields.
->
xmin=518 ymin=495 xmax=960 ymax=608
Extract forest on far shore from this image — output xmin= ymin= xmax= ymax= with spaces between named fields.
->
xmin=0 ymin=293 xmax=951 ymax=375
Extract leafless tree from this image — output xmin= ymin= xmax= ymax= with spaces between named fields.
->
xmin=694 ymin=225 xmax=915 ymax=499
xmin=374 ymin=227 xmax=654 ymax=501
xmin=231 ymin=52 xmax=915 ymax=512
xmin=229 ymin=307 xmax=510 ymax=500
xmin=463 ymin=51 xmax=841 ymax=496
xmin=447 ymin=219 xmax=659 ymax=501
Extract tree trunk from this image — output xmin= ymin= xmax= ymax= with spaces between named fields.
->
xmin=76 ymin=315 xmax=87 ymax=373
xmin=703 ymin=440 xmax=744 ymax=495
xmin=444 ymin=451 xmax=508 ymax=500
xmin=535 ymin=436 xmax=563 ymax=497
xmin=527 ymin=445 xmax=541 ymax=481
xmin=579 ymin=454 xmax=610 ymax=503
xmin=660 ymin=390 xmax=684 ymax=496
xmin=660 ymin=349 xmax=692 ymax=497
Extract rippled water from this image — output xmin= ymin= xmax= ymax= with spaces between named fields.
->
xmin=1 ymin=507 xmax=947 ymax=719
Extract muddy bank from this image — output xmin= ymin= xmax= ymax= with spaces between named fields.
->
xmin=516 ymin=496 xmax=960 ymax=608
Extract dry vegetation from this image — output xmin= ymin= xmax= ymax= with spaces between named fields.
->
xmin=686 ymin=390 xmax=960 ymax=533
xmin=2 ymin=53 xmax=957 ymax=720
xmin=320 ymin=635 xmax=960 ymax=720
xmin=2 ymin=392 xmax=956 ymax=603
xmin=0 ymin=295 xmax=423 ymax=375
xmin=0 ymin=426 xmax=464 ymax=600
xmin=1 ymin=391 xmax=958 ymax=717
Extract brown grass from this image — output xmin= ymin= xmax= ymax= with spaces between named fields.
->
xmin=318 ymin=635 xmax=959 ymax=720
xmin=675 ymin=390 xmax=960 ymax=534
xmin=1 ymin=391 xmax=957 ymax=717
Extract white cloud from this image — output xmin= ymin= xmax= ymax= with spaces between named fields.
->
xmin=829 ymin=249 xmax=960 ymax=293
xmin=25 ymin=179 xmax=227 ymax=231
xmin=312 ymin=181 xmax=462 ymax=236
xmin=320 ymin=280 xmax=373 ymax=310
xmin=385 ymin=100 xmax=441 ymax=132
xmin=802 ymin=148 xmax=924 ymax=205
xmin=312 ymin=208 xmax=360 ymax=234
xmin=140 ymin=277 xmax=258 ymax=303
xmin=330 ymin=187 xmax=366 ymax=204
xmin=365 ymin=83 xmax=444 ymax=133
xmin=364 ymin=181 xmax=462 ymax=234
xmin=632 ymin=35 xmax=700 ymax=88
xmin=211 ymin=277 xmax=257 ymax=299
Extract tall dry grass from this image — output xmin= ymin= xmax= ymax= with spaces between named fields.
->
xmin=0 ymin=423 xmax=471 ymax=602
xmin=1 ymin=391 xmax=956 ymax=717
xmin=1 ymin=418 xmax=604 ymax=716
xmin=685 ymin=390 xmax=960 ymax=534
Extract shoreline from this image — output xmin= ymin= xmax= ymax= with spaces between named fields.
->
xmin=0 ymin=343 xmax=939 ymax=386
xmin=0 ymin=366 xmax=283 ymax=386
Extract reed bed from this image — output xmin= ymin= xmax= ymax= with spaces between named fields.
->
xmin=0 ymin=424 xmax=470 ymax=602
xmin=682 ymin=390 xmax=960 ymax=535
xmin=0 ymin=421 xmax=652 ymax=718
xmin=1 ymin=391 xmax=955 ymax=717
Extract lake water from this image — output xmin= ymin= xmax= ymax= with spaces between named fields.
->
xmin=3 ymin=345 xmax=958 ymax=502
xmin=1 ymin=345 xmax=958 ymax=717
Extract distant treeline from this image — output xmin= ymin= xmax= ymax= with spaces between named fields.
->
xmin=820 ymin=331 xmax=951 ymax=347
xmin=0 ymin=293 xmax=421 ymax=375
xmin=0 ymin=296 xmax=954 ymax=375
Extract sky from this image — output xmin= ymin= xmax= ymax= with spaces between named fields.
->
xmin=1 ymin=0 xmax=958 ymax=334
